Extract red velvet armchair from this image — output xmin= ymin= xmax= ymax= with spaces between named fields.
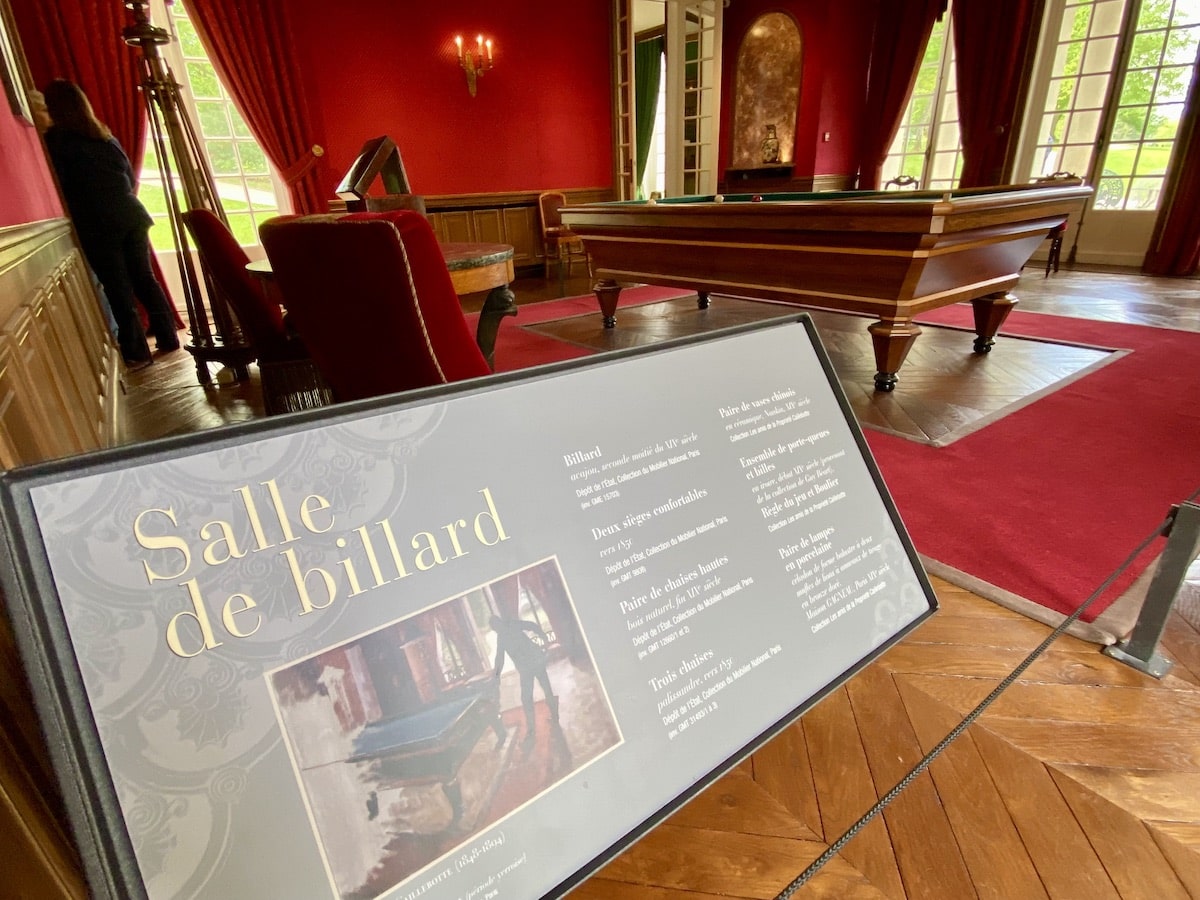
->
xmin=181 ymin=208 xmax=333 ymax=414
xmin=258 ymin=210 xmax=495 ymax=403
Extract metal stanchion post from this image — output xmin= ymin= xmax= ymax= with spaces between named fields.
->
xmin=1102 ymin=501 xmax=1200 ymax=678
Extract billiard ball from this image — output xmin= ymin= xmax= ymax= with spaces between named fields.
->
xmin=751 ymin=194 xmax=763 ymax=202
xmin=646 ymin=198 xmax=657 ymax=205
xmin=714 ymin=194 xmax=724 ymax=203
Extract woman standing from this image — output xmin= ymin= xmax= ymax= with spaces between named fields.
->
xmin=42 ymin=79 xmax=180 ymax=366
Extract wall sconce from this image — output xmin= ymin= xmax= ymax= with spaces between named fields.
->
xmin=455 ymin=34 xmax=494 ymax=97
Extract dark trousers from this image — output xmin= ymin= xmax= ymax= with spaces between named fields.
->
xmin=519 ymin=666 xmax=558 ymax=734
xmin=85 ymin=226 xmax=178 ymax=362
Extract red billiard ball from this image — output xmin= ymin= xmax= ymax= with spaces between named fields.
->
xmin=751 ymin=194 xmax=763 ymax=202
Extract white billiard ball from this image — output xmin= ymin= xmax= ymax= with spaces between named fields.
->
xmin=714 ymin=194 xmax=724 ymax=203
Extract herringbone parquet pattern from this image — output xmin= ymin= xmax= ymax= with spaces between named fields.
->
xmin=573 ymin=577 xmax=1200 ymax=899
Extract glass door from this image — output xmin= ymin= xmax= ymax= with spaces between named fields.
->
xmin=613 ymin=0 xmax=638 ymax=200
xmin=882 ymin=12 xmax=963 ymax=190
xmin=1016 ymin=0 xmax=1200 ymax=265
xmin=665 ymin=0 xmax=722 ymax=196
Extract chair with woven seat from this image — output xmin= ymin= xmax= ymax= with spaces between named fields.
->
xmin=1033 ymin=171 xmax=1080 ymax=276
xmin=258 ymin=209 xmax=494 ymax=404
xmin=181 ymin=208 xmax=333 ymax=414
xmin=537 ymin=190 xmax=590 ymax=285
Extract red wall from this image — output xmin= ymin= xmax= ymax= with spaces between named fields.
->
xmin=0 ymin=104 xmax=61 ymax=227
xmin=286 ymin=0 xmax=614 ymax=197
xmin=1 ymin=0 xmax=877 ymax=231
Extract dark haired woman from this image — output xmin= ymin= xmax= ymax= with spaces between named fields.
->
xmin=42 ymin=79 xmax=180 ymax=365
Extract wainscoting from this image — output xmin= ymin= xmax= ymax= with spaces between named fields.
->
xmin=0 ymin=218 xmax=122 ymax=468
xmin=0 ymin=217 xmax=122 ymax=899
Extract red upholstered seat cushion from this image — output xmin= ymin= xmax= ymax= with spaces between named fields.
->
xmin=259 ymin=210 xmax=491 ymax=403
xmin=182 ymin=208 xmax=293 ymax=358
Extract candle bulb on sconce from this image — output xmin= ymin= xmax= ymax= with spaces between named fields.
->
xmin=453 ymin=32 xmax=495 ymax=97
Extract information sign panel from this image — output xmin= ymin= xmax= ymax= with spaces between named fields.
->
xmin=0 ymin=315 xmax=936 ymax=900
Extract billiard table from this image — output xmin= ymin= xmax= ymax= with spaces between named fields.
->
xmin=348 ymin=683 xmax=505 ymax=825
xmin=559 ymin=182 xmax=1092 ymax=390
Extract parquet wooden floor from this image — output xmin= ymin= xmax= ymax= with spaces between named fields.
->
xmin=120 ymin=264 xmax=1200 ymax=900
xmin=573 ymin=576 xmax=1200 ymax=900
xmin=526 ymin=297 xmax=1118 ymax=445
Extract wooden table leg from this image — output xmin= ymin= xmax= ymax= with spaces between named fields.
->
xmin=970 ymin=291 xmax=1018 ymax=353
xmin=475 ymin=285 xmax=517 ymax=370
xmin=867 ymin=318 xmax=922 ymax=392
xmin=594 ymin=279 xmax=623 ymax=328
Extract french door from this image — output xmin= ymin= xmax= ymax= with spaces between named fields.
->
xmin=664 ymin=0 xmax=722 ymax=196
xmin=614 ymin=0 xmax=723 ymax=198
xmin=1016 ymin=0 xmax=1200 ymax=265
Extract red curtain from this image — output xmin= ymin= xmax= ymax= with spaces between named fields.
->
xmin=184 ymin=1 xmax=329 ymax=214
xmin=856 ymin=0 xmax=947 ymax=190
xmin=1143 ymin=58 xmax=1200 ymax=275
xmin=490 ymin=575 xmax=521 ymax=618
xmin=953 ymin=0 xmax=1045 ymax=187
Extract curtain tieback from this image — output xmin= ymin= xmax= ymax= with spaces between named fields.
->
xmin=281 ymin=144 xmax=324 ymax=185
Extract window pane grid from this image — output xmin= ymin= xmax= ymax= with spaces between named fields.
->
xmin=1092 ymin=0 xmax=1200 ymax=208
xmin=1028 ymin=0 xmax=1128 ymax=181
xmin=882 ymin=9 xmax=957 ymax=187
xmin=140 ymin=0 xmax=285 ymax=251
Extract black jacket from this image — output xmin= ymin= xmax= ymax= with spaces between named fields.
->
xmin=44 ymin=128 xmax=153 ymax=246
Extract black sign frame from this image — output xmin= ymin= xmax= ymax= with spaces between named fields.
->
xmin=0 ymin=313 xmax=937 ymax=900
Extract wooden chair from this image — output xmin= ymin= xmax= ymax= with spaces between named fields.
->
xmin=537 ymin=191 xmax=589 ymax=284
xmin=181 ymin=209 xmax=333 ymax=414
xmin=258 ymin=210 xmax=494 ymax=403
xmin=1034 ymin=172 xmax=1078 ymax=276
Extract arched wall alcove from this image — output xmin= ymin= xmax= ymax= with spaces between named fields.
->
xmin=730 ymin=12 xmax=802 ymax=170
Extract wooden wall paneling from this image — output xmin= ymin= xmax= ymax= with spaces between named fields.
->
xmin=0 ymin=339 xmax=53 ymax=468
xmin=471 ymin=207 xmax=505 ymax=244
xmin=31 ymin=284 xmax=100 ymax=447
xmin=59 ymin=256 xmax=111 ymax=390
xmin=0 ymin=220 xmax=122 ymax=468
xmin=5 ymin=307 xmax=84 ymax=459
xmin=56 ymin=255 xmax=122 ymax=445
xmin=23 ymin=290 xmax=94 ymax=450
xmin=51 ymin=265 xmax=102 ymax=400
xmin=502 ymin=205 xmax=540 ymax=265
xmin=435 ymin=210 xmax=475 ymax=243
xmin=422 ymin=187 xmax=616 ymax=272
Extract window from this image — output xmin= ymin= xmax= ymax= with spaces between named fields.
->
xmin=518 ymin=581 xmax=557 ymax=647
xmin=1021 ymin=0 xmax=1198 ymax=212
xmin=137 ymin=0 xmax=289 ymax=252
xmin=640 ymin=54 xmax=667 ymax=200
xmin=881 ymin=10 xmax=962 ymax=189
xmin=1098 ymin=0 xmax=1199 ymax=209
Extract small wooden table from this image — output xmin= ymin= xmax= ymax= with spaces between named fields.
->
xmin=246 ymin=241 xmax=517 ymax=368
xmin=246 ymin=241 xmax=514 ymax=297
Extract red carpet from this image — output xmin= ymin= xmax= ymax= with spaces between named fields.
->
xmin=886 ymin=305 xmax=1200 ymax=621
xmin=472 ymin=285 xmax=693 ymax=371
xmin=482 ymin=293 xmax=1200 ymax=622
